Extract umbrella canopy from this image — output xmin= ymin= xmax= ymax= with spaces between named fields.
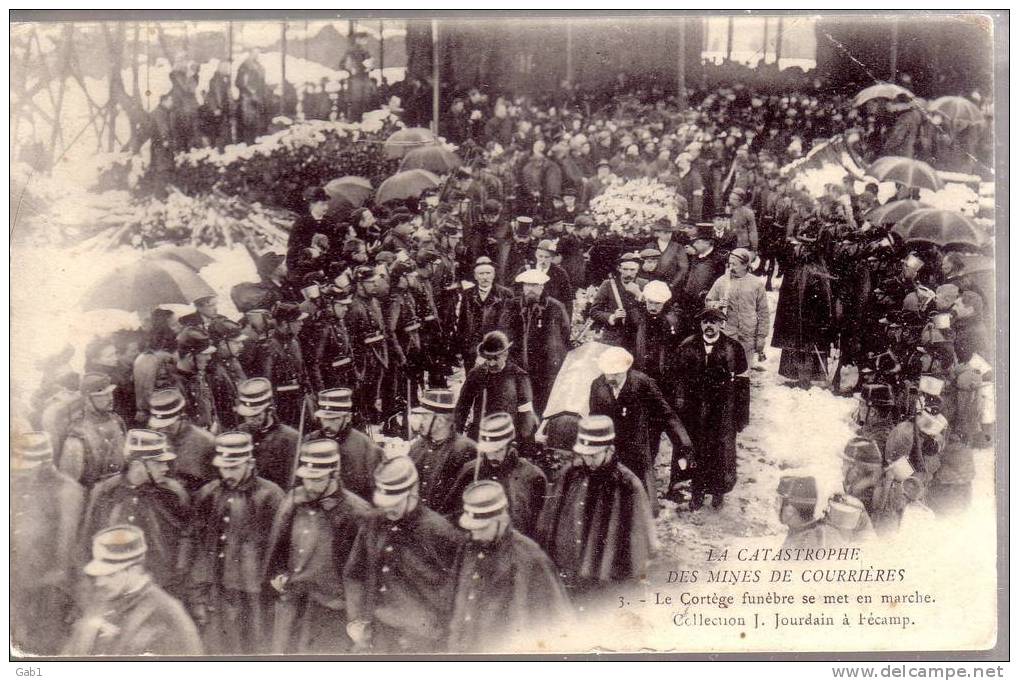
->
xmin=399 ymin=146 xmax=463 ymax=174
xmin=324 ymin=176 xmax=373 ymax=208
xmin=375 ymin=169 xmax=441 ymax=206
xmin=864 ymin=200 xmax=932 ymax=226
xmin=541 ymin=341 xmax=615 ymax=419
xmin=853 ymin=83 xmax=914 ymax=108
xmin=928 ymin=96 xmax=985 ymax=128
xmin=891 ymin=209 xmax=988 ymax=250
xmin=383 ymin=127 xmax=438 ymax=160
xmin=143 ymin=245 xmax=215 ymax=271
xmin=867 ymin=156 xmax=944 ymax=191
xmin=81 ymin=259 xmax=215 ymax=314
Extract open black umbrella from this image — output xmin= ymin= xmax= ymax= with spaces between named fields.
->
xmin=399 ymin=146 xmax=462 ymax=174
xmin=864 ymin=200 xmax=932 ymax=226
xmin=866 ymin=156 xmax=943 ymax=191
xmin=375 ymin=169 xmax=441 ymax=205
xmin=891 ymin=209 xmax=988 ymax=251
xmin=81 ymin=259 xmax=215 ymax=314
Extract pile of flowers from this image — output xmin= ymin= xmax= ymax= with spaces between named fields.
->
xmin=172 ymin=116 xmax=402 ymax=212
xmin=589 ymin=177 xmax=680 ymax=233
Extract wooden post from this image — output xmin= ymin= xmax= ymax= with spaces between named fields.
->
xmin=565 ymin=21 xmax=574 ymax=84
xmin=889 ymin=19 xmax=899 ymax=81
xmin=677 ymin=17 xmax=686 ymax=108
xmin=379 ymin=19 xmax=385 ymax=82
xmin=775 ymin=16 xmax=783 ymax=66
xmin=726 ymin=15 xmax=734 ymax=61
xmin=281 ymin=21 xmax=287 ymax=117
xmin=762 ymin=17 xmax=769 ymax=64
xmin=431 ymin=19 xmax=440 ymax=135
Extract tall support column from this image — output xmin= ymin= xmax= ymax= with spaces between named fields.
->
xmin=726 ymin=16 xmax=734 ymax=61
xmin=775 ymin=15 xmax=783 ymax=66
xmin=431 ymin=19 xmax=440 ymax=135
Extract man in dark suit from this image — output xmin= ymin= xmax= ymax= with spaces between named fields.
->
xmin=180 ymin=295 xmax=229 ymax=333
xmin=645 ymin=218 xmax=690 ymax=294
xmin=588 ymin=346 xmax=690 ymax=515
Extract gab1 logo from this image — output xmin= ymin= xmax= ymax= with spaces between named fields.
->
xmin=16 ymin=668 xmax=44 ymax=677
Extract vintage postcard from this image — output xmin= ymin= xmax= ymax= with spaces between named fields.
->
xmin=9 ymin=11 xmax=1004 ymax=659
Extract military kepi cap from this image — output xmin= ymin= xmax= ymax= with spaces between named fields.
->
xmin=573 ymin=414 xmax=615 ymax=455
xmin=296 ymin=439 xmax=341 ymax=479
xmin=81 ymin=372 xmax=117 ymax=396
xmin=315 ymin=388 xmax=354 ymax=418
xmin=459 ymin=480 xmax=510 ymax=530
xmin=420 ymin=388 xmax=456 ymax=414
xmin=477 ymin=412 xmax=515 ymax=453
xmin=148 ymin=388 xmax=187 ymax=428
xmin=372 ymin=456 xmax=419 ymax=507
xmin=12 ymin=431 xmax=54 ymax=469
xmin=126 ymin=429 xmax=176 ymax=462
xmin=776 ymin=476 xmax=818 ymax=509
xmin=213 ymin=431 xmax=254 ymax=467
xmin=236 ymin=377 xmax=274 ymax=416
xmin=84 ymin=525 xmax=148 ymax=577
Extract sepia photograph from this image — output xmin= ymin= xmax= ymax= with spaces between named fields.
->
xmin=8 ymin=10 xmax=1005 ymax=661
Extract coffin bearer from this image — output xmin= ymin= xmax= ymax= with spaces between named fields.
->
xmin=448 ymin=480 xmax=572 ymax=652
xmin=64 ymin=525 xmax=203 ymax=656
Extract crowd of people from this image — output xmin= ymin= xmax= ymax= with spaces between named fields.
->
xmin=14 ymin=67 xmax=995 ymax=657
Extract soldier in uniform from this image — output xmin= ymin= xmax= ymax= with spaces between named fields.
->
xmin=407 ymin=388 xmax=477 ymax=511
xmin=262 ymin=303 xmax=310 ymax=430
xmin=264 ymin=440 xmax=371 ymax=653
xmin=81 ymin=430 xmax=190 ymax=595
xmin=383 ymin=260 xmax=425 ymax=414
xmin=304 ymin=388 xmax=383 ymax=502
xmin=777 ymin=476 xmax=824 ymax=549
xmin=208 ymin=318 xmax=248 ymax=391
xmin=147 ymin=388 xmax=216 ymax=493
xmin=448 ymin=480 xmax=572 ymax=653
xmin=235 ymin=377 xmax=300 ymax=492
xmin=458 ymin=256 xmax=515 ymax=369
xmin=60 ymin=372 xmax=127 ymax=489
xmin=444 ymin=412 xmax=548 ymax=539
xmin=11 ymin=432 xmax=85 ymax=655
xmin=455 ymin=331 xmax=539 ymax=442
xmin=344 ymin=456 xmax=464 ymax=653
xmin=347 ymin=266 xmax=391 ymax=423
xmin=536 ymin=415 xmax=657 ymax=607
xmin=499 ymin=268 xmax=572 ymax=416
xmin=410 ymin=250 xmax=452 ymax=388
xmin=182 ymin=432 xmax=284 ymax=654
xmin=64 ymin=525 xmax=203 ymax=656
xmin=310 ymin=285 xmax=357 ymax=394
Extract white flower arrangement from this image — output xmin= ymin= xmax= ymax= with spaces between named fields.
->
xmin=589 ymin=177 xmax=680 ymax=233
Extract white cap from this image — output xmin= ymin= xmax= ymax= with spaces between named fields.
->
xmin=642 ymin=280 xmax=672 ymax=304
xmin=515 ymin=269 xmax=550 ymax=285
xmin=598 ymin=346 xmax=634 ymax=374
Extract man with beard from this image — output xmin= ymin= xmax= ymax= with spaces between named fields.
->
xmin=347 ymin=266 xmax=391 ymax=423
xmin=264 ymin=439 xmax=370 ymax=654
xmin=60 ymin=373 xmax=127 ymax=489
xmin=670 ymin=307 xmax=747 ymax=510
xmin=408 ymin=388 xmax=477 ymax=510
xmin=64 ymin=525 xmax=203 ymax=656
xmin=182 ymin=432 xmax=284 ymax=654
xmin=588 ymin=252 xmax=646 ymax=352
xmin=310 ymin=287 xmax=357 ymax=394
xmin=455 ymin=331 xmax=539 ymax=442
xmin=81 ymin=430 xmax=190 ymax=594
xmin=458 ymin=256 xmax=515 ymax=369
xmin=261 ymin=303 xmax=310 ymax=429
xmin=235 ymin=377 xmax=300 ymax=492
xmin=304 ymin=388 xmax=382 ymax=502
xmin=589 ymin=346 xmax=690 ymax=512
xmin=523 ymin=239 xmax=574 ymax=319
xmin=646 ymin=218 xmax=689 ymax=293
xmin=443 ymin=412 xmax=547 ymax=539
xmin=535 ymin=415 xmax=657 ymax=608
xmin=448 ymin=480 xmax=572 ymax=652
xmin=11 ymin=432 xmax=85 ymax=655
xmin=498 ymin=269 xmax=572 ymax=416
xmin=344 ymin=456 xmax=464 ymax=653
xmin=147 ymin=388 xmax=216 ymax=493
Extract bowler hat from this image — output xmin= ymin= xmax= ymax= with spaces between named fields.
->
xmin=696 ymin=306 xmax=727 ymax=323
xmin=478 ymin=330 xmax=512 ymax=358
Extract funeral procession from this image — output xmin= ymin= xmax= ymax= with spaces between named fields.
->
xmin=9 ymin=14 xmax=998 ymax=657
